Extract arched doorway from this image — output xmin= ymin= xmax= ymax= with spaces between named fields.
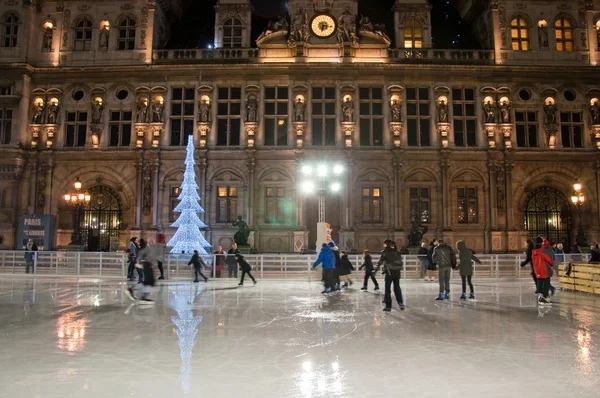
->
xmin=81 ymin=186 xmax=122 ymax=251
xmin=524 ymin=186 xmax=572 ymax=247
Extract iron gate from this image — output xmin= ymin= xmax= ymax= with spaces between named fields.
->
xmin=81 ymin=186 xmax=122 ymax=251
xmin=524 ymin=186 xmax=571 ymax=247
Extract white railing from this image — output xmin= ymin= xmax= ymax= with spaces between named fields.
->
xmin=0 ymin=251 xmax=590 ymax=281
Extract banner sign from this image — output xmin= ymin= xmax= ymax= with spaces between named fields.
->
xmin=16 ymin=214 xmax=54 ymax=250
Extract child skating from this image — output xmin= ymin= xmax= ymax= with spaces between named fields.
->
xmin=188 ymin=250 xmax=208 ymax=283
xmin=456 ymin=240 xmax=481 ymax=300
xmin=236 ymin=254 xmax=256 ymax=286
xmin=359 ymin=250 xmax=379 ymax=291
xmin=339 ymin=250 xmax=355 ymax=288
xmin=312 ymin=243 xmax=336 ymax=294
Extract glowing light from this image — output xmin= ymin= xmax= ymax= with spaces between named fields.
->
xmin=331 ymin=182 xmax=341 ymax=192
xmin=302 ymin=361 xmax=312 ymax=371
xmin=317 ymin=164 xmax=328 ymax=177
xmin=333 ymin=165 xmax=343 ymax=175
xmin=302 ymin=181 xmax=315 ymax=193
xmin=301 ymin=165 xmax=312 ymax=175
xmin=331 ymin=362 xmax=339 ymax=371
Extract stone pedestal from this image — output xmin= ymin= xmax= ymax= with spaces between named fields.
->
xmin=484 ymin=123 xmax=497 ymax=149
xmin=293 ymin=230 xmax=309 ymax=253
xmin=293 ymin=122 xmax=306 ymax=148
xmin=591 ymin=125 xmax=600 ymax=149
xmin=197 ymin=122 xmax=211 ymax=148
xmin=245 ymin=121 xmax=258 ymax=148
xmin=500 ymin=123 xmax=513 ymax=149
xmin=338 ymin=230 xmax=356 ymax=252
xmin=490 ymin=230 xmax=506 ymax=253
xmin=341 ymin=122 xmax=355 ymax=148
xmin=436 ymin=122 xmax=451 ymax=148
xmin=390 ymin=122 xmax=403 ymax=147
xmin=507 ymin=231 xmax=527 ymax=252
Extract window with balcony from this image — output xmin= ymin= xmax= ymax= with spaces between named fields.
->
xmin=362 ymin=187 xmax=383 ymax=224
xmin=170 ymin=87 xmax=195 ymax=146
xmin=359 ymin=87 xmax=384 ymax=146
xmin=510 ymin=17 xmax=529 ymax=51
xmin=404 ymin=18 xmax=423 ymax=49
xmin=452 ymin=88 xmax=477 ymax=147
xmin=560 ymin=112 xmax=583 ymax=148
xmin=74 ymin=18 xmax=93 ymax=51
xmin=409 ymin=187 xmax=430 ymax=223
xmin=312 ymin=86 xmax=336 ymax=146
xmin=217 ymin=87 xmax=241 ymax=146
xmin=264 ymin=86 xmax=288 ymax=146
xmin=457 ymin=187 xmax=478 ymax=224
xmin=222 ymin=18 xmax=243 ymax=48
xmin=65 ymin=111 xmax=88 ymax=147
xmin=406 ymin=88 xmax=431 ymax=147
xmin=555 ymin=17 xmax=574 ymax=52
xmin=109 ymin=110 xmax=132 ymax=147
xmin=2 ymin=13 xmax=19 ymax=48
xmin=117 ymin=17 xmax=136 ymax=50
xmin=217 ymin=186 xmax=238 ymax=223
xmin=515 ymin=111 xmax=538 ymax=147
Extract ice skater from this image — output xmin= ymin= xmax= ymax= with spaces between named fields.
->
xmin=456 ymin=240 xmax=481 ymax=300
xmin=532 ymin=237 xmax=554 ymax=306
xmin=339 ymin=250 xmax=355 ymax=288
xmin=417 ymin=242 xmax=429 ymax=280
xmin=332 ymin=244 xmax=342 ymax=291
xmin=24 ymin=240 xmax=38 ymax=274
xmin=154 ymin=234 xmax=166 ymax=280
xmin=359 ymin=250 xmax=379 ymax=291
xmin=312 ymin=243 xmax=336 ymax=294
xmin=188 ymin=250 xmax=208 ymax=283
xmin=520 ymin=238 xmax=537 ymax=293
xmin=125 ymin=239 xmax=155 ymax=303
xmin=227 ymin=243 xmax=240 ymax=278
xmin=377 ymin=239 xmax=405 ymax=311
xmin=127 ymin=237 xmax=143 ymax=283
xmin=432 ymin=240 xmax=456 ymax=300
xmin=235 ymin=254 xmax=256 ymax=286
xmin=426 ymin=239 xmax=438 ymax=281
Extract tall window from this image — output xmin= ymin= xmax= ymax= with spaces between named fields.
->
xmin=560 ymin=112 xmax=583 ymax=148
xmin=311 ymin=86 xmax=336 ymax=146
xmin=264 ymin=86 xmax=288 ymax=146
xmin=555 ymin=17 xmax=574 ymax=52
xmin=510 ymin=17 xmax=529 ymax=51
xmin=0 ymin=86 xmax=13 ymax=95
xmin=217 ymin=186 xmax=237 ymax=223
xmin=118 ymin=17 xmax=136 ymax=50
xmin=170 ymin=88 xmax=195 ymax=146
xmin=65 ymin=111 xmax=88 ymax=147
xmin=515 ymin=111 xmax=538 ymax=147
xmin=362 ymin=187 xmax=382 ymax=224
xmin=169 ymin=187 xmax=180 ymax=222
xmin=74 ymin=18 xmax=92 ymax=51
xmin=404 ymin=19 xmax=423 ymax=48
xmin=222 ymin=18 xmax=243 ymax=48
xmin=457 ymin=188 xmax=478 ymax=224
xmin=406 ymin=88 xmax=431 ymax=147
xmin=0 ymin=189 xmax=6 ymax=208
xmin=452 ymin=88 xmax=477 ymax=147
xmin=0 ymin=108 xmax=12 ymax=145
xmin=2 ymin=13 xmax=19 ymax=48
xmin=265 ymin=187 xmax=286 ymax=224
xmin=109 ymin=110 xmax=132 ymax=146
xmin=217 ymin=87 xmax=241 ymax=146
xmin=409 ymin=187 xmax=430 ymax=223
xmin=359 ymin=87 xmax=384 ymax=146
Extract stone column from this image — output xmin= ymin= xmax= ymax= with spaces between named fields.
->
xmin=392 ymin=154 xmax=403 ymax=229
xmin=28 ymin=159 xmax=37 ymax=214
xmin=487 ymin=158 xmax=497 ymax=231
xmin=504 ymin=158 xmax=514 ymax=230
xmin=440 ymin=155 xmax=450 ymax=231
xmin=18 ymin=75 xmax=31 ymax=146
xmin=134 ymin=157 xmax=143 ymax=228
xmin=197 ymin=154 xmax=207 ymax=224
xmin=43 ymin=157 xmax=54 ymax=214
xmin=152 ymin=155 xmax=160 ymax=229
xmin=246 ymin=153 xmax=256 ymax=228
xmin=596 ymin=160 xmax=600 ymax=227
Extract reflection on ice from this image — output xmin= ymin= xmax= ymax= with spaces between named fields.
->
xmin=56 ymin=312 xmax=87 ymax=353
xmin=297 ymin=359 xmax=346 ymax=397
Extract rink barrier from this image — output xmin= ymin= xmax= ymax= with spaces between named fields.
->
xmin=0 ymin=251 xmax=589 ymax=281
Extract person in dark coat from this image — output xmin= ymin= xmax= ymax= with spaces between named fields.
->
xmin=227 ymin=243 xmax=240 ymax=278
xmin=520 ymin=238 xmax=536 ymax=292
xmin=312 ymin=244 xmax=337 ymax=294
xmin=24 ymin=240 xmax=38 ymax=274
xmin=339 ymin=250 xmax=355 ymax=288
xmin=456 ymin=240 xmax=481 ymax=300
xmin=417 ymin=242 xmax=429 ymax=280
xmin=188 ymin=250 xmax=208 ymax=283
xmin=589 ymin=242 xmax=600 ymax=263
xmin=126 ymin=239 xmax=157 ymax=302
xmin=432 ymin=240 xmax=456 ymax=300
xmin=235 ymin=253 xmax=256 ymax=286
xmin=331 ymin=244 xmax=342 ymax=291
xmin=214 ymin=246 xmax=225 ymax=278
xmin=426 ymin=239 xmax=438 ymax=281
xmin=377 ymin=239 xmax=405 ymax=311
xmin=359 ymin=250 xmax=379 ymax=291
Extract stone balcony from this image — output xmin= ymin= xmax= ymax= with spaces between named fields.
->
xmin=153 ymin=48 xmax=259 ymax=63
xmin=387 ymin=49 xmax=495 ymax=64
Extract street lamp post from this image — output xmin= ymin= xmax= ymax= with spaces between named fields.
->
xmin=63 ymin=177 xmax=91 ymax=250
xmin=571 ymin=181 xmax=587 ymax=247
xmin=299 ymin=161 xmax=345 ymax=249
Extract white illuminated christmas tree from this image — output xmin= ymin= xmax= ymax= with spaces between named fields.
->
xmin=168 ymin=137 xmax=212 ymax=254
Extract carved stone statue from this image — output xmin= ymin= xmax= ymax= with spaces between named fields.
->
xmin=258 ymin=16 xmax=289 ymax=41
xmin=342 ymin=97 xmax=354 ymax=122
xmin=293 ymin=97 xmax=305 ymax=122
xmin=591 ymin=101 xmax=600 ymax=125
xmin=199 ymin=99 xmax=210 ymax=122
xmin=484 ymin=100 xmax=496 ymax=123
xmin=391 ymin=99 xmax=402 ymax=122
xmin=407 ymin=219 xmax=428 ymax=247
xmin=42 ymin=29 xmax=52 ymax=51
xmin=136 ymin=100 xmax=148 ymax=123
xmin=31 ymin=102 xmax=44 ymax=124
xmin=99 ymin=27 xmax=109 ymax=50
xmin=359 ymin=15 xmax=374 ymax=32
xmin=437 ymin=99 xmax=449 ymax=123
xmin=338 ymin=7 xmax=357 ymax=45
xmin=47 ymin=102 xmax=59 ymax=124
xmin=246 ymin=96 xmax=258 ymax=122
xmin=543 ymin=102 xmax=557 ymax=125
xmin=91 ymin=100 xmax=104 ymax=124
xmin=289 ymin=8 xmax=309 ymax=44
xmin=499 ymin=101 xmax=511 ymax=123
xmin=538 ymin=26 xmax=549 ymax=49
xmin=232 ymin=216 xmax=250 ymax=246
xmin=152 ymin=101 xmax=164 ymax=123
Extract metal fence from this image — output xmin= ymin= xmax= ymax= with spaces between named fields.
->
xmin=0 ymin=251 xmax=590 ymax=281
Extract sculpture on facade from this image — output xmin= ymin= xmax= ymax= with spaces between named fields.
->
xmin=152 ymin=100 xmax=164 ymax=123
xmin=437 ymin=99 xmax=449 ymax=123
xmin=293 ymin=97 xmax=306 ymax=122
xmin=246 ymin=96 xmax=258 ymax=122
xmin=342 ymin=96 xmax=354 ymax=122
xmin=31 ymin=101 xmax=44 ymax=124
xmin=538 ymin=25 xmax=549 ymax=49
xmin=136 ymin=99 xmax=148 ymax=123
xmin=391 ymin=99 xmax=402 ymax=122
xmin=99 ymin=27 xmax=109 ymax=50
xmin=289 ymin=8 xmax=309 ymax=44
xmin=499 ymin=100 xmax=511 ymax=123
xmin=232 ymin=216 xmax=250 ymax=246
xmin=258 ymin=15 xmax=289 ymax=42
xmin=359 ymin=15 xmax=374 ymax=32
xmin=483 ymin=100 xmax=496 ymax=123
xmin=91 ymin=99 xmax=104 ymax=124
xmin=312 ymin=0 xmax=334 ymax=12
xmin=407 ymin=219 xmax=428 ymax=247
xmin=47 ymin=101 xmax=59 ymax=124
xmin=543 ymin=102 xmax=557 ymax=125
xmin=338 ymin=7 xmax=358 ymax=45
xmin=42 ymin=29 xmax=52 ymax=51
xmin=591 ymin=101 xmax=600 ymax=125
xmin=199 ymin=98 xmax=210 ymax=122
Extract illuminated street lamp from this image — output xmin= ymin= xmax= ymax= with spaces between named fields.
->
xmin=571 ymin=181 xmax=587 ymax=247
xmin=63 ymin=177 xmax=91 ymax=249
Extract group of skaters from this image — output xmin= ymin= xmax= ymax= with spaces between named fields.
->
xmin=312 ymin=239 xmax=484 ymax=312
xmin=124 ymin=237 xmax=255 ymax=304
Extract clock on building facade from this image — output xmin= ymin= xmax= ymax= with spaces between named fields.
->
xmin=310 ymin=14 xmax=337 ymax=38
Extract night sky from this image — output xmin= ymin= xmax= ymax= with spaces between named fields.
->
xmin=167 ymin=0 xmax=478 ymax=49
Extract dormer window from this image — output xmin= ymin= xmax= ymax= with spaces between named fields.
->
xmin=2 ymin=13 xmax=19 ymax=48
xmin=74 ymin=18 xmax=93 ymax=51
xmin=555 ymin=17 xmax=574 ymax=52
xmin=404 ymin=18 xmax=423 ymax=49
xmin=222 ymin=18 xmax=243 ymax=48
xmin=510 ymin=17 xmax=529 ymax=51
xmin=118 ymin=17 xmax=136 ymax=50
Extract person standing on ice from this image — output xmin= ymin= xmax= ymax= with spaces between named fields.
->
xmin=126 ymin=239 xmax=156 ymax=303
xmin=338 ymin=250 xmax=355 ymax=288
xmin=359 ymin=250 xmax=379 ymax=291
xmin=227 ymin=243 xmax=240 ymax=278
xmin=377 ymin=239 xmax=405 ymax=311
xmin=235 ymin=254 xmax=256 ymax=286
xmin=153 ymin=234 xmax=167 ymax=280
xmin=312 ymin=243 xmax=336 ymax=294
xmin=432 ymin=240 xmax=456 ymax=300
xmin=456 ymin=240 xmax=481 ymax=300
xmin=188 ymin=250 xmax=208 ymax=283
xmin=532 ymin=237 xmax=554 ymax=306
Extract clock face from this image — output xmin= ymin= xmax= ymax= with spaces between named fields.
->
xmin=311 ymin=14 xmax=337 ymax=38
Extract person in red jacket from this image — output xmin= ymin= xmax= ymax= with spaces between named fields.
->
xmin=532 ymin=237 xmax=554 ymax=306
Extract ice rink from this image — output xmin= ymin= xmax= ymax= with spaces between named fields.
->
xmin=0 ymin=275 xmax=598 ymax=398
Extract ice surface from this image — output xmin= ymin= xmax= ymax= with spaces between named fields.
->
xmin=0 ymin=276 xmax=599 ymax=397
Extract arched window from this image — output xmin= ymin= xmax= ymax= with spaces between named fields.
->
xmin=404 ymin=18 xmax=423 ymax=49
xmin=511 ymin=17 xmax=529 ymax=51
xmin=555 ymin=17 xmax=574 ymax=52
xmin=222 ymin=18 xmax=243 ymax=48
xmin=118 ymin=17 xmax=136 ymax=50
xmin=524 ymin=186 xmax=572 ymax=247
xmin=2 ymin=13 xmax=19 ymax=48
xmin=73 ymin=18 xmax=92 ymax=51
xmin=81 ymin=185 xmax=122 ymax=251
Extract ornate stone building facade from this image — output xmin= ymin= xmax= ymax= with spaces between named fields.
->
xmin=0 ymin=0 xmax=599 ymax=253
